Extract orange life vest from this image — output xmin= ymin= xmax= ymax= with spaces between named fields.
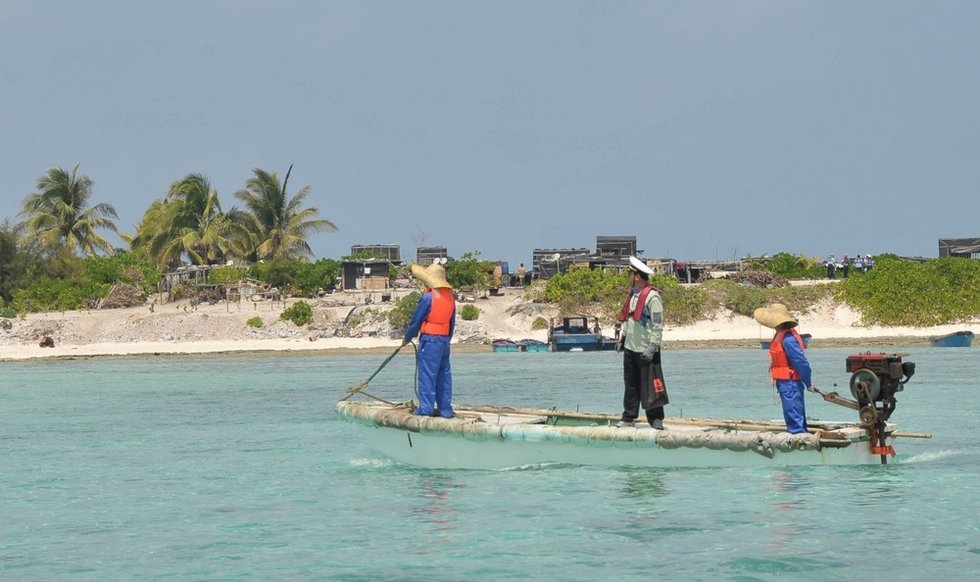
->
xmin=769 ymin=328 xmax=805 ymax=381
xmin=420 ymin=288 xmax=455 ymax=336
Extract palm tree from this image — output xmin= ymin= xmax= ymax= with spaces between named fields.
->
xmin=234 ymin=165 xmax=336 ymax=260
xmin=130 ymin=174 xmax=245 ymax=269
xmin=18 ymin=164 xmax=118 ymax=256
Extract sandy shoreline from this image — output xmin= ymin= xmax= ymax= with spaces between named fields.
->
xmin=1 ymin=333 xmax=970 ymax=363
xmin=1 ymin=289 xmax=976 ymax=361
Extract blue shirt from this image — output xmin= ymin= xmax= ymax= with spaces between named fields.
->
xmin=781 ymin=332 xmax=812 ymax=387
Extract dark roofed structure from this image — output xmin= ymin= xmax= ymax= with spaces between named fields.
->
xmin=350 ymin=244 xmax=401 ymax=264
xmin=939 ymin=238 xmax=980 ymax=259
xmin=595 ymin=235 xmax=637 ymax=258
xmin=416 ymin=246 xmax=448 ymax=265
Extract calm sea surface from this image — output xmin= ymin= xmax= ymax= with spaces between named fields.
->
xmin=2 ymin=347 xmax=978 ymax=580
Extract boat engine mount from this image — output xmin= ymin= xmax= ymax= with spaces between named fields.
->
xmin=814 ymin=353 xmax=920 ymax=464
xmin=845 ymin=352 xmax=915 ymax=426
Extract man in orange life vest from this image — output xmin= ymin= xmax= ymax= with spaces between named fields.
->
xmin=403 ymin=262 xmax=457 ymax=418
xmin=616 ymin=256 xmax=668 ymax=429
xmin=753 ymin=303 xmax=815 ymax=434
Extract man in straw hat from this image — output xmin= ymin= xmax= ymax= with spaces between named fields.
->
xmin=753 ymin=303 xmax=815 ymax=434
xmin=615 ymin=256 xmax=668 ymax=429
xmin=403 ymin=262 xmax=457 ymax=418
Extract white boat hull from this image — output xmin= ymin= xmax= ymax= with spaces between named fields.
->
xmin=337 ymin=401 xmax=894 ymax=469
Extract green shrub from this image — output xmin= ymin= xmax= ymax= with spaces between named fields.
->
xmin=11 ymin=279 xmax=110 ymax=313
xmin=209 ymin=267 xmax=249 ymax=285
xmin=388 ymin=292 xmax=421 ymax=331
xmin=460 ymin=304 xmax=480 ymax=320
xmin=246 ymin=316 xmax=263 ymax=328
xmin=531 ymin=316 xmax=549 ymax=330
xmin=446 ymin=252 xmax=495 ymax=289
xmin=0 ymin=319 xmax=11 ymax=330
xmin=280 ymin=301 xmax=313 ymax=326
xmin=742 ymin=252 xmax=824 ymax=279
xmin=248 ymin=259 xmax=340 ymax=297
xmin=836 ymin=256 xmax=980 ymax=325
xmin=84 ymin=252 xmax=160 ymax=294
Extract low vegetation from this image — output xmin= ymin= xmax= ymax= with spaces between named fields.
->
xmin=280 ymin=301 xmax=313 ymax=326
xmin=537 ymin=256 xmax=980 ymax=328
xmin=460 ymin=304 xmax=480 ymax=321
xmin=835 ymin=255 xmax=980 ymax=325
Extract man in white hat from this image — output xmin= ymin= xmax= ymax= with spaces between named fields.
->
xmin=403 ymin=263 xmax=457 ymax=418
xmin=752 ymin=303 xmax=814 ymax=434
xmin=615 ymin=256 xmax=668 ymax=429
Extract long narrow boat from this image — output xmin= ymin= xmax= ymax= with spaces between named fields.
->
xmin=337 ymin=352 xmax=928 ymax=469
xmin=760 ymin=333 xmax=812 ymax=350
xmin=931 ymin=330 xmax=974 ymax=348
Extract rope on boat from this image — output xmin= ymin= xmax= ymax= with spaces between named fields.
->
xmin=341 ymin=341 xmax=418 ymax=403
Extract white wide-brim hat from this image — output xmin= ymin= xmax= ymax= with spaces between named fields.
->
xmin=628 ymin=256 xmax=654 ymax=276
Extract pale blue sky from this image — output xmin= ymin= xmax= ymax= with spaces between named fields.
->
xmin=2 ymin=1 xmax=978 ymax=266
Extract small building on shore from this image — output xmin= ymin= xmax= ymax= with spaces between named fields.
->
xmin=939 ymin=238 xmax=980 ymax=259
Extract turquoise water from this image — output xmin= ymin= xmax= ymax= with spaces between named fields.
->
xmin=2 ymin=347 xmax=977 ymax=580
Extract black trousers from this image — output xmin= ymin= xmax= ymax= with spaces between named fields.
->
xmin=621 ymin=348 xmax=666 ymax=423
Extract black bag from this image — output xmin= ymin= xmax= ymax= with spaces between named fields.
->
xmin=639 ymin=349 xmax=669 ymax=409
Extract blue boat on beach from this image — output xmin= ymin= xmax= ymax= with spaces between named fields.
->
xmin=548 ymin=316 xmax=618 ymax=352
xmin=760 ymin=333 xmax=812 ymax=350
xmin=518 ymin=339 xmax=550 ymax=352
xmin=931 ymin=330 xmax=974 ymax=348
xmin=491 ymin=339 xmax=520 ymax=352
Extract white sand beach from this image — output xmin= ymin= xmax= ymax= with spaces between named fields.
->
xmin=1 ymin=287 xmax=977 ymax=361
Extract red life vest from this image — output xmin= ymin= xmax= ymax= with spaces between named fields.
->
xmin=420 ymin=288 xmax=455 ymax=336
xmin=769 ymin=328 xmax=805 ymax=381
xmin=618 ymin=284 xmax=663 ymax=322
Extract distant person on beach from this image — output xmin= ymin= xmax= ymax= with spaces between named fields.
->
xmin=841 ymin=255 xmax=851 ymax=278
xmin=864 ymin=254 xmax=873 ymax=271
xmin=616 ymin=257 xmax=668 ymax=429
xmin=853 ymin=254 xmax=864 ymax=273
xmin=824 ymin=255 xmax=836 ymax=279
xmin=517 ymin=263 xmax=526 ymax=286
xmin=403 ymin=263 xmax=456 ymax=418
xmin=753 ymin=303 xmax=814 ymax=434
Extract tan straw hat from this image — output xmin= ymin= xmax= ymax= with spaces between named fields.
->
xmin=752 ymin=303 xmax=798 ymax=329
xmin=411 ymin=263 xmax=452 ymax=289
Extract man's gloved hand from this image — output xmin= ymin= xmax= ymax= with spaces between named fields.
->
xmin=807 ymin=384 xmax=818 ymax=393
xmin=640 ymin=345 xmax=658 ymax=362
xmin=401 ymin=338 xmax=410 ymax=347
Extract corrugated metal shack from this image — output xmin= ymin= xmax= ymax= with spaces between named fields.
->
xmin=416 ymin=246 xmax=449 ymax=265
xmin=939 ymin=238 xmax=980 ymax=259
xmin=342 ymin=244 xmax=401 ymax=291
xmin=350 ymin=244 xmax=401 ymax=264
xmin=532 ymin=248 xmax=591 ymax=279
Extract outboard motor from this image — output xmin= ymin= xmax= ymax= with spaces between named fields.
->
xmin=816 ymin=353 xmax=916 ymax=464
xmin=845 ymin=352 xmax=915 ymax=426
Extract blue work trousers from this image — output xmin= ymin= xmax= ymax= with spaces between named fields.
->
xmin=415 ymin=334 xmax=453 ymax=418
xmin=775 ymin=380 xmax=808 ymax=434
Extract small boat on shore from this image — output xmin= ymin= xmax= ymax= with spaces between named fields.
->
xmin=761 ymin=333 xmax=812 ymax=350
xmin=930 ymin=330 xmax=974 ymax=348
xmin=548 ymin=315 xmax=618 ymax=352
xmin=517 ymin=338 xmax=549 ymax=352
xmin=491 ymin=339 xmax=520 ymax=352
xmin=337 ymin=353 xmax=927 ymax=470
